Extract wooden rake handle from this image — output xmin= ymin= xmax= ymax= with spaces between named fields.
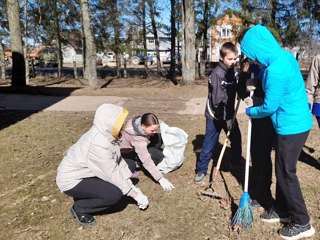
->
xmin=209 ymin=97 xmax=241 ymax=187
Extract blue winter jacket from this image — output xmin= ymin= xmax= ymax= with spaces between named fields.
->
xmin=241 ymin=25 xmax=312 ymax=135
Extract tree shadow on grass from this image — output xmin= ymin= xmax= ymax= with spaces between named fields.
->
xmin=0 ymin=86 xmax=80 ymax=131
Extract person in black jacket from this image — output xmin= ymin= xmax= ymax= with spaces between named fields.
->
xmin=237 ymin=58 xmax=276 ymax=209
xmin=194 ymin=42 xmax=243 ymax=184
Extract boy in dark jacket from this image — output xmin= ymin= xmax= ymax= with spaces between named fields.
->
xmin=194 ymin=42 xmax=243 ymax=184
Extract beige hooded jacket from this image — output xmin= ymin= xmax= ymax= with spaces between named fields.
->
xmin=56 ymin=104 xmax=134 ymax=195
xmin=306 ymin=54 xmax=320 ymax=105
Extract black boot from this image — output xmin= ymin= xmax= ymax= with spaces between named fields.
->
xmin=70 ymin=206 xmax=96 ymax=227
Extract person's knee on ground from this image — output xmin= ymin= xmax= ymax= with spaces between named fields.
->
xmin=148 ymin=147 xmax=164 ymax=166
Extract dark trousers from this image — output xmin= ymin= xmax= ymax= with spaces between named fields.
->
xmin=250 ymin=117 xmax=275 ymax=209
xmin=197 ymin=118 xmax=242 ymax=174
xmin=316 ymin=115 xmax=320 ymax=127
xmin=275 ymin=131 xmax=310 ymax=225
xmin=121 ymin=133 xmax=164 ymax=166
xmin=64 ymin=158 xmax=136 ymax=215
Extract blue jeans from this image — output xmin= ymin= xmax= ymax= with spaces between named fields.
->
xmin=196 ymin=118 xmax=242 ymax=174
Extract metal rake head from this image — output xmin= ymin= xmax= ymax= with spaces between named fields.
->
xmin=201 ymin=187 xmax=224 ymax=199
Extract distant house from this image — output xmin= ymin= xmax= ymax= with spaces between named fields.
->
xmin=130 ymin=27 xmax=180 ymax=63
xmin=210 ymin=13 xmax=243 ymax=62
xmin=62 ymin=45 xmax=83 ymax=63
xmin=146 ymin=31 xmax=180 ymax=63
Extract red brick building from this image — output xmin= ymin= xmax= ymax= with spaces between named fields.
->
xmin=210 ymin=13 xmax=243 ymax=62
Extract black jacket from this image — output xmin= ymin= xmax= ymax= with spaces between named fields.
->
xmin=205 ymin=60 xmax=237 ymax=121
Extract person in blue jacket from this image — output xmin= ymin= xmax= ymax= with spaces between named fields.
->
xmin=241 ymin=25 xmax=315 ymax=240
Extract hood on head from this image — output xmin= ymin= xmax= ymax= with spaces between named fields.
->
xmin=93 ymin=103 xmax=128 ymax=139
xmin=240 ymin=24 xmax=282 ymax=67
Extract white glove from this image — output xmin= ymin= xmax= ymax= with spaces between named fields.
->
xmin=134 ymin=191 xmax=149 ymax=210
xmin=246 ymin=78 xmax=257 ymax=92
xmin=159 ymin=177 xmax=175 ymax=190
xmin=244 ymin=96 xmax=263 ymax=107
xmin=226 ymin=119 xmax=233 ymax=130
xmin=131 ymin=185 xmax=142 ymax=194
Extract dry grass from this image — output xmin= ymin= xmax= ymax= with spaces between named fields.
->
xmin=0 ymin=75 xmax=319 ymax=239
xmin=0 ymin=107 xmax=319 ymax=239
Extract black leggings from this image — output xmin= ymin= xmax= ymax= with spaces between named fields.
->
xmin=275 ymin=131 xmax=310 ymax=225
xmin=249 ymin=117 xmax=275 ymax=209
xmin=64 ymin=158 xmax=136 ymax=215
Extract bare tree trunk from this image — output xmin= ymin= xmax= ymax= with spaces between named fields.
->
xmin=113 ymin=0 xmax=121 ymax=78
xmin=0 ymin=36 xmax=6 ymax=81
xmin=80 ymin=0 xmax=97 ymax=88
xmin=182 ymin=0 xmax=195 ymax=84
xmin=148 ymin=0 xmax=161 ymax=76
xmin=53 ymin=0 xmax=63 ymax=79
xmin=56 ymin=25 xmax=63 ymax=79
xmin=169 ymin=0 xmax=176 ymax=82
xmin=199 ymin=0 xmax=209 ymax=79
xmin=271 ymin=0 xmax=279 ymax=30
xmin=142 ymin=0 xmax=148 ymax=78
xmin=7 ymin=0 xmax=26 ymax=87
xmin=24 ymin=0 xmax=30 ymax=84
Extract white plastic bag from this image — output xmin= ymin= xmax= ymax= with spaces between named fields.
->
xmin=157 ymin=122 xmax=188 ymax=173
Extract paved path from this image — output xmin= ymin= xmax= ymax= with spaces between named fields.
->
xmin=0 ymin=93 xmax=246 ymax=115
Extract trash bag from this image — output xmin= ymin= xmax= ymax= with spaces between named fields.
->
xmin=157 ymin=122 xmax=188 ymax=173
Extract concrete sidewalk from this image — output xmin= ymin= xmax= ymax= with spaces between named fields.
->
xmin=0 ymin=93 xmax=246 ymax=115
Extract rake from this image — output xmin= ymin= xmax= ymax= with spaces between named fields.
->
xmin=231 ymin=89 xmax=254 ymax=229
xmin=201 ymin=97 xmax=241 ymax=199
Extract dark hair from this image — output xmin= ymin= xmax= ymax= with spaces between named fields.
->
xmin=141 ymin=113 xmax=159 ymax=126
xmin=220 ymin=42 xmax=238 ymax=58
xmin=236 ymin=26 xmax=251 ymax=44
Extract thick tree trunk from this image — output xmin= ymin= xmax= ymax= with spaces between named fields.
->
xmin=182 ymin=0 xmax=195 ymax=84
xmin=148 ymin=0 xmax=161 ymax=76
xmin=7 ymin=0 xmax=26 ymax=87
xmin=80 ymin=0 xmax=97 ymax=88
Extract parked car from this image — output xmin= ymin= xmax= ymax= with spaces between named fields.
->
xmin=28 ymin=47 xmax=58 ymax=67
xmin=131 ymin=54 xmax=154 ymax=65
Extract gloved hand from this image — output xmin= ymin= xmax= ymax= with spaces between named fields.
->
xmin=244 ymin=96 xmax=263 ymax=107
xmin=246 ymin=78 xmax=257 ymax=92
xmin=134 ymin=191 xmax=149 ymax=210
xmin=159 ymin=177 xmax=175 ymax=190
xmin=226 ymin=119 xmax=233 ymax=130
